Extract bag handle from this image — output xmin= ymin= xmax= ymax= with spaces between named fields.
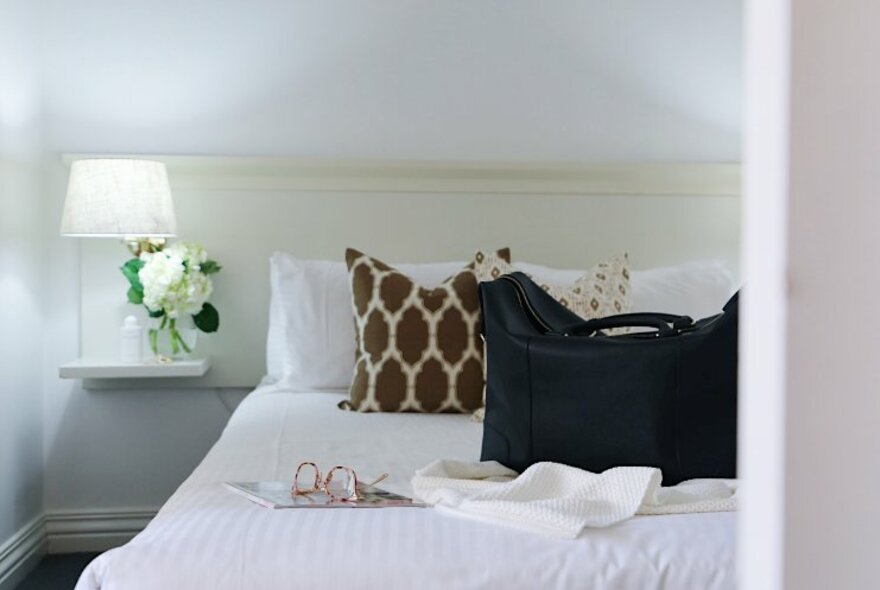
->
xmin=560 ymin=313 xmax=694 ymax=337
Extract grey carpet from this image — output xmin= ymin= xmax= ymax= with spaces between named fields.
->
xmin=16 ymin=553 xmax=99 ymax=590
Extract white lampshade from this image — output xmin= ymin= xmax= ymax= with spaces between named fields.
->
xmin=60 ymin=159 xmax=177 ymax=238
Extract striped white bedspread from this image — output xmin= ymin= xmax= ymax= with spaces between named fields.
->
xmin=76 ymin=387 xmax=735 ymax=590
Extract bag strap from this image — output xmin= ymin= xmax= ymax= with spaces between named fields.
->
xmin=498 ymin=272 xmax=699 ymax=338
xmin=559 ymin=313 xmax=694 ymax=337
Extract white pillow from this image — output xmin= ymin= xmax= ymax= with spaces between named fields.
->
xmin=266 ymin=254 xmax=737 ymax=389
xmin=518 ymin=259 xmax=736 ymax=319
xmin=265 ymin=252 xmax=464 ymax=389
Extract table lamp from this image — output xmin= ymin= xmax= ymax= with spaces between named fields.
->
xmin=60 ymin=158 xmax=177 ymax=254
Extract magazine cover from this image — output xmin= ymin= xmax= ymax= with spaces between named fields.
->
xmin=224 ymin=481 xmax=426 ymax=509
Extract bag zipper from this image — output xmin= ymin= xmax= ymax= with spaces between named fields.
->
xmin=499 ymin=275 xmax=553 ymax=333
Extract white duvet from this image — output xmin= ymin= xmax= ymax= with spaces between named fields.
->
xmin=77 ymin=387 xmax=736 ymax=590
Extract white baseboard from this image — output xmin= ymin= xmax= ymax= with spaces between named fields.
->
xmin=0 ymin=517 xmax=47 ymax=590
xmin=0 ymin=507 xmax=158 ymax=588
xmin=45 ymin=508 xmax=158 ymax=554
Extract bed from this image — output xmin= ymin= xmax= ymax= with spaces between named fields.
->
xmin=78 ymin=245 xmax=738 ymax=589
xmin=77 ymin=386 xmax=735 ymax=590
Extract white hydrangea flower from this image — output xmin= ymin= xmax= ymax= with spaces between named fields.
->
xmin=165 ymin=242 xmax=208 ymax=271
xmin=138 ymin=242 xmax=214 ymax=318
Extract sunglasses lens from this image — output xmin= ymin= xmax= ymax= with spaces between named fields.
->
xmin=326 ymin=467 xmax=356 ymax=499
xmin=294 ymin=463 xmax=319 ymax=493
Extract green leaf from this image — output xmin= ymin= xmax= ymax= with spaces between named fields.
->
xmin=127 ymin=287 xmax=143 ymax=304
xmin=200 ymin=260 xmax=222 ymax=275
xmin=147 ymin=308 xmax=165 ymax=318
xmin=193 ymin=302 xmax=220 ymax=333
xmin=123 ymin=258 xmax=144 ymax=306
xmin=121 ymin=258 xmax=145 ymax=291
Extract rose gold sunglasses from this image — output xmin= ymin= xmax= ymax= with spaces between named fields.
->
xmin=292 ymin=462 xmax=389 ymax=502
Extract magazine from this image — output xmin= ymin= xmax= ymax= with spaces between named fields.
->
xmin=224 ymin=481 xmax=426 ymax=509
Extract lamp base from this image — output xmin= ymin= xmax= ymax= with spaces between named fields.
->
xmin=124 ymin=238 xmax=167 ymax=257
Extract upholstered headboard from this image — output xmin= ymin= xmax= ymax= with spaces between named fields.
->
xmin=65 ymin=155 xmax=740 ymax=388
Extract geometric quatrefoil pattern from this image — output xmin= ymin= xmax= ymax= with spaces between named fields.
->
xmin=342 ymin=248 xmax=510 ymax=413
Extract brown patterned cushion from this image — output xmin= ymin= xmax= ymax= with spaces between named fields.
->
xmin=343 ymin=248 xmax=511 ymax=412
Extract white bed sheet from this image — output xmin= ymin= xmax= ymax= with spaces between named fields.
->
xmin=77 ymin=387 xmax=735 ymax=590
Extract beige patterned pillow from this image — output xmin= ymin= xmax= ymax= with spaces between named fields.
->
xmin=472 ymin=251 xmax=632 ymax=422
xmin=343 ymin=248 xmax=511 ymax=413
xmin=474 ymin=250 xmax=632 ymax=319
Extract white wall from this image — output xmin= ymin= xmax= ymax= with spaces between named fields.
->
xmin=0 ymin=0 xmax=45 ymax=561
xmin=41 ymin=0 xmax=741 ymax=161
xmin=742 ymin=0 xmax=880 ymax=588
xmin=38 ymin=0 xmax=742 ymax=516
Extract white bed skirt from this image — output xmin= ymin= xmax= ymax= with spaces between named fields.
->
xmin=77 ymin=387 xmax=735 ymax=590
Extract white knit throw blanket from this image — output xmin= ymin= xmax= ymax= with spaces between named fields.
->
xmin=411 ymin=460 xmax=738 ymax=539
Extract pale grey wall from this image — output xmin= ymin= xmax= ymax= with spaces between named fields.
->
xmin=37 ymin=0 xmax=742 ymax=514
xmin=0 ymin=0 xmax=45 ymax=551
xmin=41 ymin=0 xmax=741 ymax=161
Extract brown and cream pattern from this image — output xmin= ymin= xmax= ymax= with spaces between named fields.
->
xmin=474 ymin=250 xmax=632 ymax=320
xmin=343 ymin=248 xmax=511 ymax=413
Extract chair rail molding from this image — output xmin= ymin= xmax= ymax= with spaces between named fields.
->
xmin=61 ymin=154 xmax=741 ymax=197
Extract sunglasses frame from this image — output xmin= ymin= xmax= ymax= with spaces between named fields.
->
xmin=292 ymin=461 xmax=361 ymax=502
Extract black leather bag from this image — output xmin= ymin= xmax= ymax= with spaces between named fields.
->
xmin=479 ymin=272 xmax=738 ymax=485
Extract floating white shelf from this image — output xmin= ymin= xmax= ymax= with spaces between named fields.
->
xmin=59 ymin=357 xmax=211 ymax=379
